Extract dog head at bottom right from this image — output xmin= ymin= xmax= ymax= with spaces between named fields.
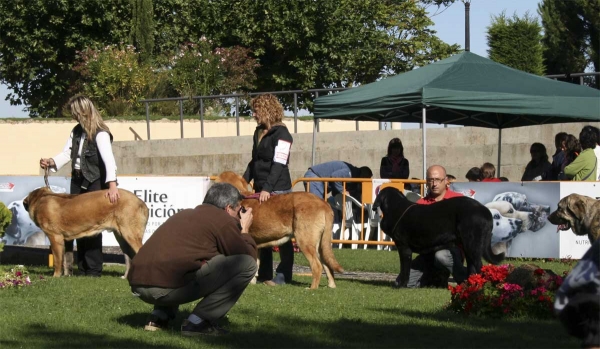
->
xmin=548 ymin=193 xmax=596 ymax=237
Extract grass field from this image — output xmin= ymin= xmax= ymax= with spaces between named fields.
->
xmin=0 ymin=249 xmax=579 ymax=348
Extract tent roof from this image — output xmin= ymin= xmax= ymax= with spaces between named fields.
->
xmin=314 ymin=52 xmax=600 ymax=128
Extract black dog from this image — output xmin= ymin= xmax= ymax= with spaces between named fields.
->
xmin=372 ymin=187 xmax=505 ymax=287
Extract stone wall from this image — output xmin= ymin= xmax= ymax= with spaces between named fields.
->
xmin=1 ymin=119 xmax=598 ymax=185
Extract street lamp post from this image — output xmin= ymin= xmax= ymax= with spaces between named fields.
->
xmin=464 ymin=0 xmax=471 ymax=52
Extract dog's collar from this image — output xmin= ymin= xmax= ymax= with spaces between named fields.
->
xmin=391 ymin=204 xmax=416 ymax=233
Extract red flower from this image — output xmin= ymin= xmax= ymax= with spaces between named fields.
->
xmin=481 ymin=264 xmax=510 ymax=282
xmin=534 ymin=268 xmax=545 ymax=276
xmin=467 ymin=274 xmax=486 ymax=289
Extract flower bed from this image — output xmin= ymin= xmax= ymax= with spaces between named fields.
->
xmin=0 ymin=265 xmax=44 ymax=289
xmin=447 ymin=264 xmax=564 ymax=318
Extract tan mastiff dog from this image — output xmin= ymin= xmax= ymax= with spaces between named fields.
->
xmin=215 ymin=171 xmax=344 ymax=289
xmin=23 ymin=187 xmax=149 ymax=278
xmin=548 ymin=194 xmax=600 ymax=243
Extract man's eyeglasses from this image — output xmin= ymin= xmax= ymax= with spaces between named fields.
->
xmin=426 ymin=178 xmax=446 ymax=184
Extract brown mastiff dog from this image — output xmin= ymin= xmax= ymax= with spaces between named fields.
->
xmin=215 ymin=171 xmax=344 ymax=289
xmin=23 ymin=187 xmax=149 ymax=278
xmin=548 ymin=193 xmax=600 ymax=243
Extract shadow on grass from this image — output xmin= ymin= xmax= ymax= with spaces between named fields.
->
xmin=115 ymin=308 xmax=577 ymax=349
xmin=0 ymin=323 xmax=169 ymax=349
xmin=223 ymin=311 xmax=576 ymax=348
xmin=338 ymin=278 xmax=395 ymax=288
xmin=18 ymin=266 xmax=126 ymax=279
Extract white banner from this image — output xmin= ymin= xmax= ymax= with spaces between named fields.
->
xmin=0 ymin=176 xmax=70 ymax=247
xmin=451 ymin=182 xmax=560 ymax=258
xmin=0 ymin=175 xmax=211 ymax=247
xmin=104 ymin=176 xmax=211 ymax=245
xmin=371 ymin=178 xmax=390 ymax=202
xmin=558 ymin=182 xmax=600 ymax=259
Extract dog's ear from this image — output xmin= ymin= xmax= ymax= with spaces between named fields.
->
xmin=567 ymin=195 xmax=586 ymax=218
xmin=372 ymin=194 xmax=382 ymax=211
xmin=22 ymin=197 xmax=30 ymax=212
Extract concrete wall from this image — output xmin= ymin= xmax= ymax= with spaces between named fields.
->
xmin=0 ymin=118 xmax=377 ymax=176
xmin=2 ymin=119 xmax=598 ymax=186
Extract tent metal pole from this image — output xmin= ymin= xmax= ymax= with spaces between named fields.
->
xmin=422 ymin=106 xmax=427 ymax=179
xmin=497 ymin=128 xmax=502 ymax=177
xmin=312 ymin=91 xmax=320 ymax=166
xmin=312 ymin=118 xmax=317 ymax=166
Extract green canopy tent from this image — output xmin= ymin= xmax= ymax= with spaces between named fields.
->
xmin=313 ymin=51 xmax=600 ymax=178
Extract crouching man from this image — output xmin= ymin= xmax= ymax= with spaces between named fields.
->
xmin=127 ymin=183 xmax=257 ymax=336
xmin=405 ymin=165 xmax=467 ymax=288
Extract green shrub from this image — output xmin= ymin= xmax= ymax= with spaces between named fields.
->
xmin=0 ymin=202 xmax=12 ymax=252
xmin=73 ymin=45 xmax=155 ymax=116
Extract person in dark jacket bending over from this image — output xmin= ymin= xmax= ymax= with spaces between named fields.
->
xmin=243 ymin=94 xmax=295 ymax=286
xmin=303 ymin=161 xmax=373 ymax=248
xmin=128 ymin=183 xmax=257 ymax=336
xmin=303 ymin=161 xmax=372 ymax=201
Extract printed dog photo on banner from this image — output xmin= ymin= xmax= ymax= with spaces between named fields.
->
xmin=451 ymin=182 xmax=560 ymax=258
xmin=0 ymin=176 xmax=70 ymax=246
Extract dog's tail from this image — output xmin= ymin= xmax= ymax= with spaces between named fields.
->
xmin=319 ymin=208 xmax=344 ymax=274
xmin=482 ymin=231 xmax=505 ymax=265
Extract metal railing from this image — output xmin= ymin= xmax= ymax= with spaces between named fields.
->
xmin=139 ymin=72 xmax=599 ymax=140
xmin=209 ymin=175 xmax=426 ymax=248
xmin=293 ymin=177 xmax=426 ymax=247
xmin=545 ymin=71 xmax=600 ymax=86
xmin=139 ymin=88 xmax=350 ymax=140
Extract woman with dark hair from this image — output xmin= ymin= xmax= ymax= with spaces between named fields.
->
xmin=380 ymin=138 xmax=409 ymax=179
xmin=521 ymin=143 xmax=552 ymax=181
xmin=558 ymin=134 xmax=582 ymax=180
xmin=465 ymin=167 xmax=482 ymax=182
xmin=564 ymin=128 xmax=598 ymax=181
xmin=550 ymin=132 xmax=569 ymax=180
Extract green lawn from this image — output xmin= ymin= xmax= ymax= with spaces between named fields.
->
xmin=0 ymin=249 xmax=579 ymax=349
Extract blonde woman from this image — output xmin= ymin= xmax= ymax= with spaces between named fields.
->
xmin=243 ymin=94 xmax=294 ymax=286
xmin=39 ymin=95 xmax=118 ymax=277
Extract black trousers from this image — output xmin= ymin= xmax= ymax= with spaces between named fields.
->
xmin=64 ymin=172 xmax=106 ymax=277
xmin=257 ymin=241 xmax=294 ymax=283
xmin=254 ymin=188 xmax=295 ymax=283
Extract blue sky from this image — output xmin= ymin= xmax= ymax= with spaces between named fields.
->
xmin=0 ymin=0 xmax=541 ymax=118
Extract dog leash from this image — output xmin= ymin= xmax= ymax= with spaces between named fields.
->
xmin=391 ymin=204 xmax=416 ymax=233
xmin=44 ymin=167 xmax=50 ymax=188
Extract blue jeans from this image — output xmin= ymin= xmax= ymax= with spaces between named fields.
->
xmin=303 ymin=169 xmax=325 ymax=199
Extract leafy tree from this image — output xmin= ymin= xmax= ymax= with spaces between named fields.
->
xmin=538 ymin=0 xmax=599 ymax=87
xmin=130 ymin=0 xmax=155 ymax=63
xmin=197 ymin=0 xmax=460 ymax=93
xmin=0 ymin=0 xmax=458 ymax=117
xmin=73 ymin=45 xmax=155 ymax=116
xmin=487 ymin=11 xmax=545 ymax=75
xmin=0 ymin=0 xmax=131 ymax=117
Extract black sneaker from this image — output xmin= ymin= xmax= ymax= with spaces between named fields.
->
xmin=144 ymin=315 xmax=169 ymax=331
xmin=181 ymin=319 xmax=229 ymax=336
